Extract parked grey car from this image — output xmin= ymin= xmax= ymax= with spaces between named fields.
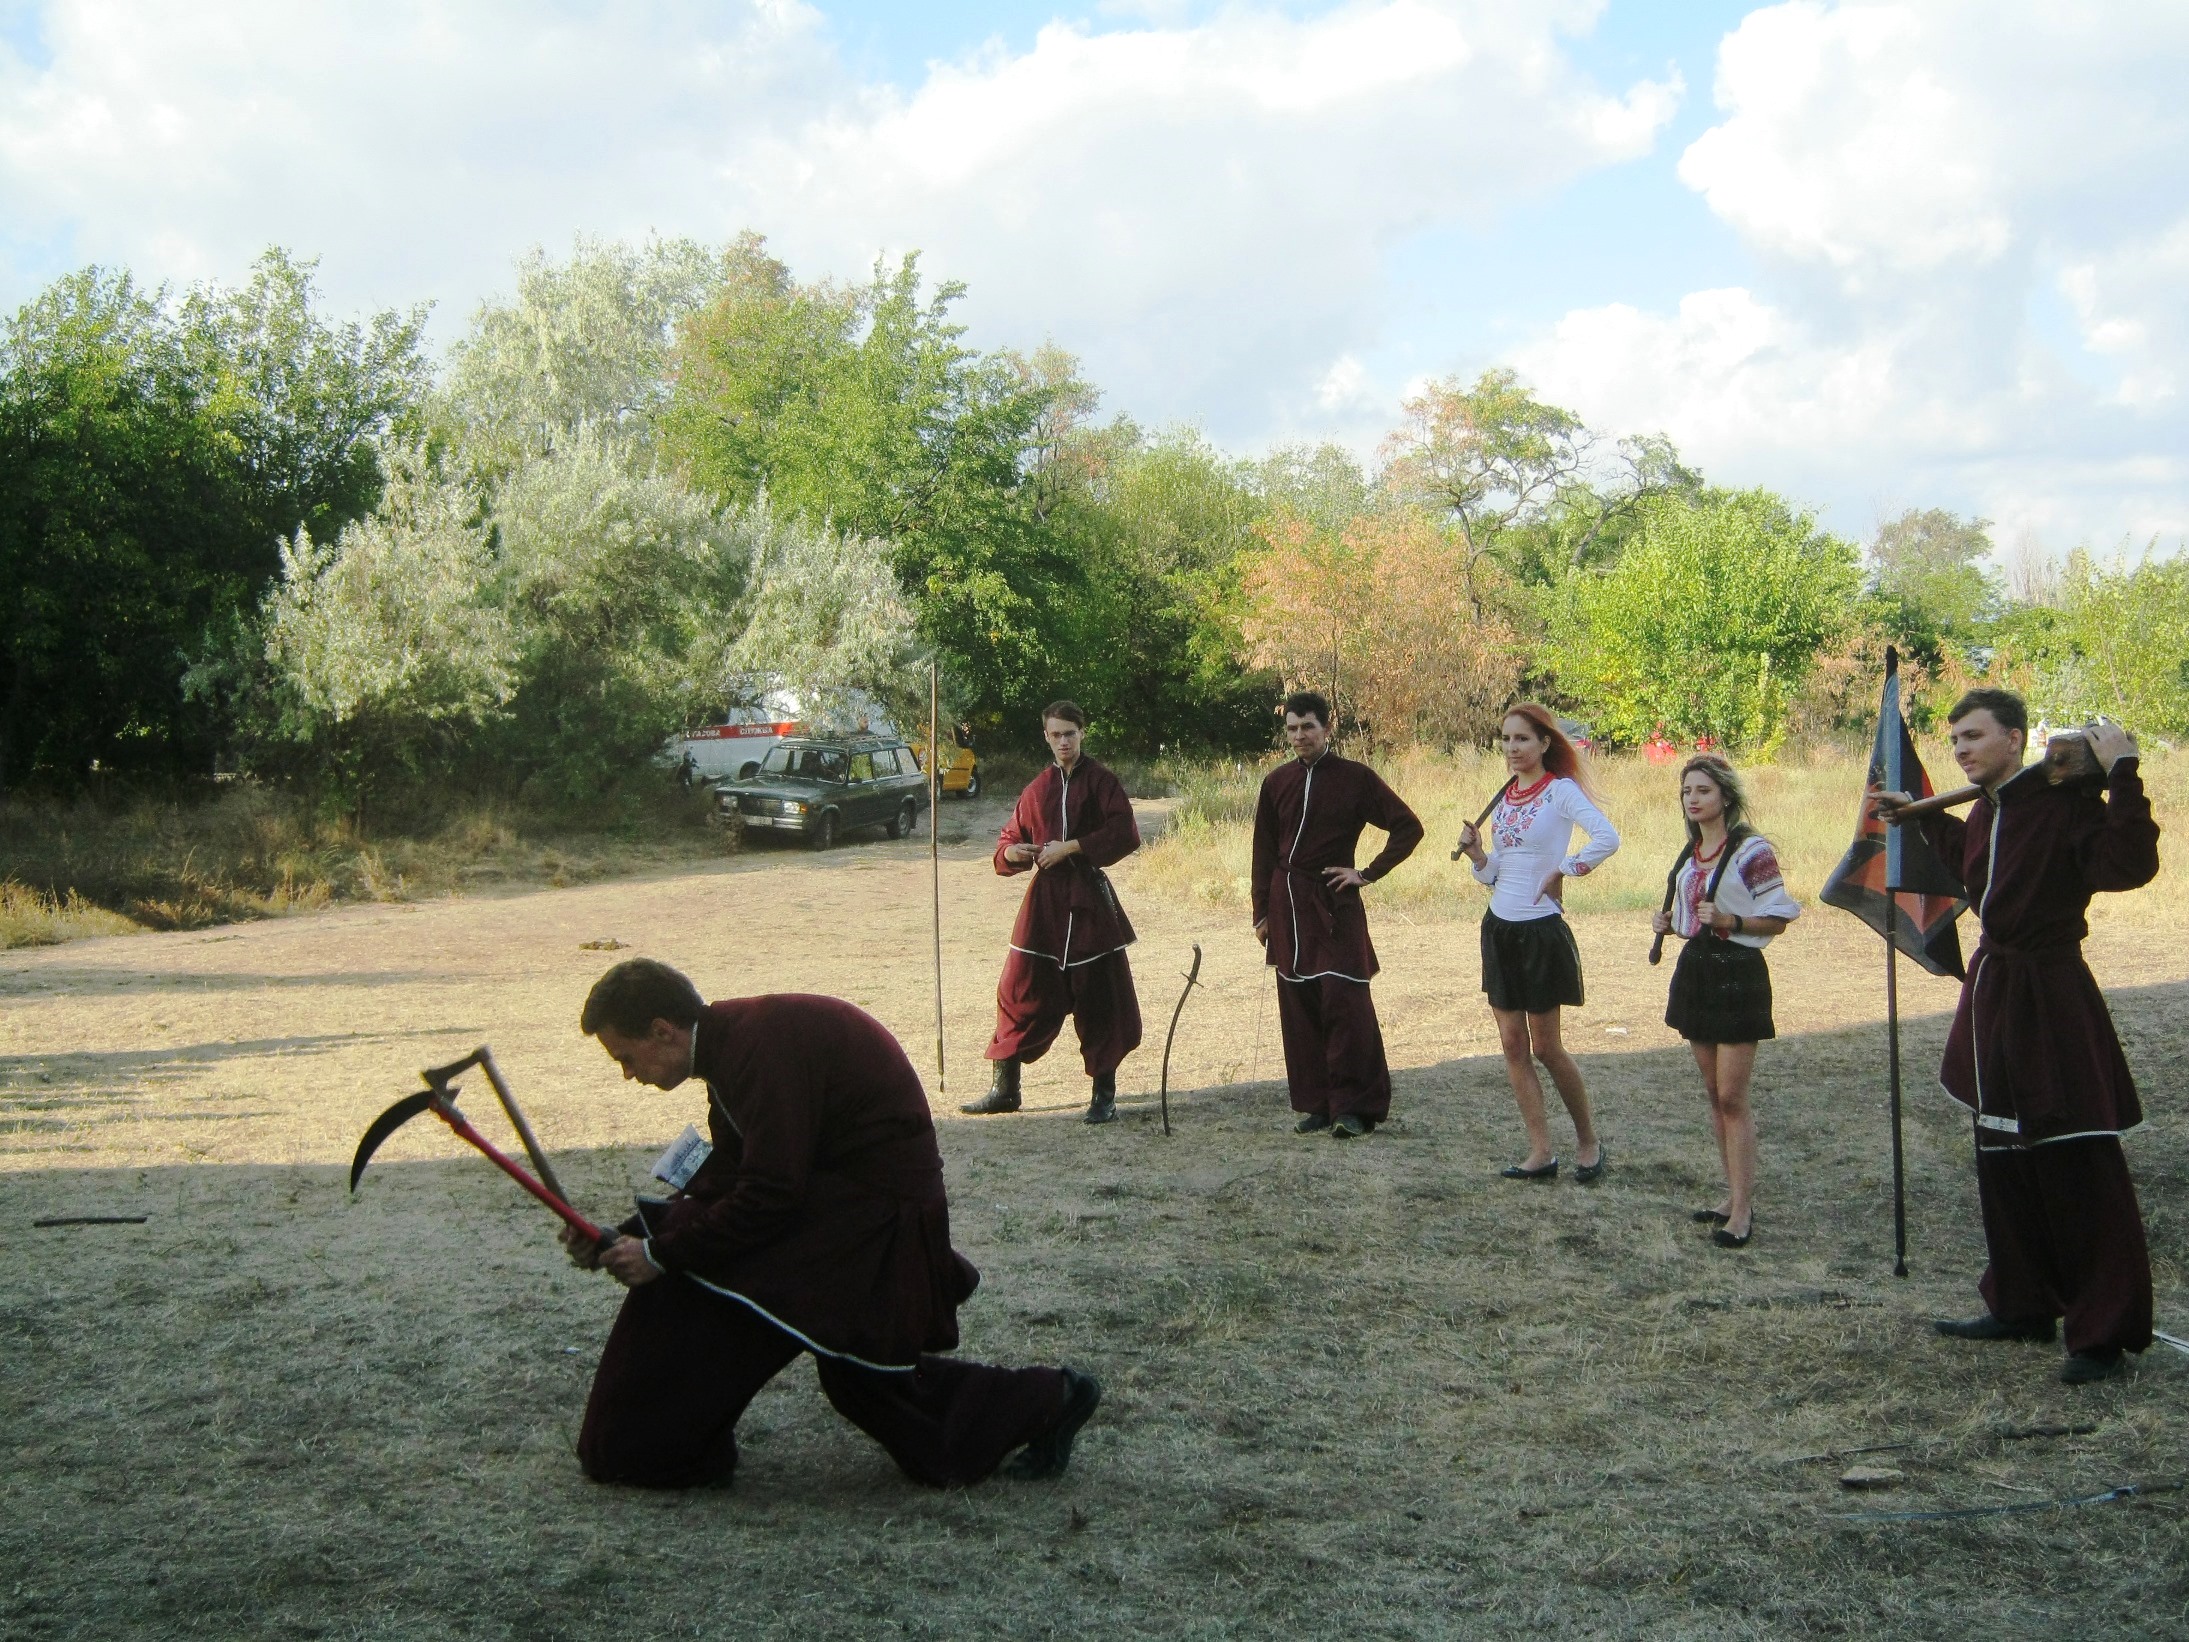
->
xmin=714 ymin=734 xmax=931 ymax=849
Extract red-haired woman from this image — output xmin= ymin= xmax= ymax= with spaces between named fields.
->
xmin=1649 ymin=755 xmax=1800 ymax=1248
xmin=1455 ymin=706 xmax=1621 ymax=1182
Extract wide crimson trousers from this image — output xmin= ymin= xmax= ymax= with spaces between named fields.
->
xmin=577 ymin=1277 xmax=1068 ymax=1490
xmin=1975 ymin=1132 xmax=2153 ymax=1356
xmin=1274 ymin=974 xmax=1392 ymax=1122
xmin=986 ymin=947 xmax=1142 ymax=1077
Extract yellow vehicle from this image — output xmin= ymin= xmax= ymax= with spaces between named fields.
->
xmin=909 ymin=728 xmax=982 ymax=799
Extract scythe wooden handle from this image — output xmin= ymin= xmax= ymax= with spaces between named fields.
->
xmin=422 ymin=1047 xmax=573 ymax=1206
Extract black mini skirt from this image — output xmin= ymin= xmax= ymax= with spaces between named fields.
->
xmin=1665 ymin=936 xmax=1776 ymax=1044
xmin=1480 ymin=911 xmax=1584 ymax=1013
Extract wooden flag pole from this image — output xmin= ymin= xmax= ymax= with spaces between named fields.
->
xmin=1881 ymin=645 xmax=1910 ymax=1278
xmin=1885 ymin=895 xmax=1909 ymax=1278
xmin=930 ymin=660 xmax=946 ymax=1095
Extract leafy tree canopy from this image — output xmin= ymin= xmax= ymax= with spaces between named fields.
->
xmin=0 ymin=253 xmax=428 ymax=793
xmin=1545 ymin=487 xmax=1861 ymax=751
xmin=1869 ymin=507 xmax=2001 ymax=639
xmin=664 ymin=244 xmax=1075 ymax=719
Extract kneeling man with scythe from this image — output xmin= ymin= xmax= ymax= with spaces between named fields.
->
xmin=565 ymin=959 xmax=1101 ymax=1489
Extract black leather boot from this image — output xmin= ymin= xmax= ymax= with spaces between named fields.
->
xmin=1084 ymin=1069 xmax=1118 ymax=1125
xmin=961 ymin=1058 xmax=1021 ymax=1115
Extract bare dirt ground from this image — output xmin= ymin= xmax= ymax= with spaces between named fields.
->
xmin=4 ymin=793 xmax=2186 ymax=1639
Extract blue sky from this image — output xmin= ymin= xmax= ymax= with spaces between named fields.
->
xmin=1 ymin=1 xmax=2184 ymax=552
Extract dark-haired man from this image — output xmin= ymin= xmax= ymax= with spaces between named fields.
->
xmin=1878 ymin=690 xmax=2160 ymax=1384
xmin=963 ymin=701 xmax=1143 ymax=1125
xmin=563 ymin=958 xmax=1101 ymax=1488
xmin=1251 ymin=691 xmax=1423 ymax=1138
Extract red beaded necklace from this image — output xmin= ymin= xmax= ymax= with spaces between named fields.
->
xmin=1692 ymin=831 xmax=1729 ymax=866
xmin=1505 ymin=771 xmax=1554 ymax=805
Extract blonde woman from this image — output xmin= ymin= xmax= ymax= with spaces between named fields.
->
xmin=1650 ymin=755 xmax=1801 ymax=1248
xmin=1455 ymin=705 xmax=1620 ymax=1182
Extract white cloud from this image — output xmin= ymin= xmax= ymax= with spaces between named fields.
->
xmin=1315 ymin=352 xmax=1376 ymax=413
xmin=1516 ymin=1 xmax=2189 ymax=549
xmin=0 ymin=1 xmax=834 ymax=304
xmin=0 ymin=0 xmax=1676 ymax=447
xmin=743 ymin=2 xmax=1678 ymax=431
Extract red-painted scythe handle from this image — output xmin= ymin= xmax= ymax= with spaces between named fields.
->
xmin=426 ymin=1096 xmax=613 ymax=1248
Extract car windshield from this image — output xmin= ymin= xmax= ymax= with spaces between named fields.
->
xmin=760 ymin=745 xmax=846 ymax=783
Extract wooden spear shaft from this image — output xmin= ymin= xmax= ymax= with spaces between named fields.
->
xmin=930 ymin=660 xmax=946 ymax=1094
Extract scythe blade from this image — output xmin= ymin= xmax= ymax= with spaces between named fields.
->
xmin=349 ymin=1090 xmax=438 ymax=1194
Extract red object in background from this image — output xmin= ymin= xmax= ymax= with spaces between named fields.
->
xmin=1644 ymin=732 xmax=1678 ymax=764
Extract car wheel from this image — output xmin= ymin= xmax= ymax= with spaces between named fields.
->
xmin=962 ymin=770 xmax=981 ymax=799
xmin=887 ymin=797 xmax=917 ymax=839
xmin=809 ymin=810 xmax=837 ymax=850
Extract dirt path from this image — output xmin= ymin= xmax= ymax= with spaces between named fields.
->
xmin=4 ymin=805 xmax=2186 ymax=1639
xmin=0 ymin=795 xmax=2175 ymax=1173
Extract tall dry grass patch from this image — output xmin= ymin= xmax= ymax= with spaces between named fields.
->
xmin=0 ymin=881 xmax=141 ymax=947
xmin=0 ymin=779 xmax=730 ymax=946
xmin=1139 ymin=743 xmax=2189 ymax=923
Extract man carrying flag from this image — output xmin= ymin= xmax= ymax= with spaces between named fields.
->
xmin=1877 ymin=689 xmax=2160 ymax=1385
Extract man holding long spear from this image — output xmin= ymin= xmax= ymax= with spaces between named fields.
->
xmin=1878 ymin=690 xmax=2160 ymax=1385
xmin=962 ymin=701 xmax=1144 ymax=1125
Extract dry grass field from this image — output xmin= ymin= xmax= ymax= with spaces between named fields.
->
xmin=4 ymin=754 xmax=2186 ymax=1639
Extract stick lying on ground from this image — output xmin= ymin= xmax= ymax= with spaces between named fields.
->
xmin=350 ymin=1066 xmax=612 ymax=1250
xmin=1841 ymin=1479 xmax=2181 ymax=1524
xmin=33 ymin=1215 xmax=148 ymax=1228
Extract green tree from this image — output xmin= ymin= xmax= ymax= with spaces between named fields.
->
xmin=0 ymin=270 xmax=225 ymax=791
xmin=0 ymin=256 xmax=430 ymax=793
xmin=664 ymin=246 xmax=1071 ymax=718
xmin=1992 ymin=549 xmax=2189 ymax=736
xmin=1546 ymin=488 xmax=1860 ymax=751
xmin=444 ymin=235 xmax=722 ymax=478
xmin=1869 ymin=507 xmax=2000 ymax=638
xmin=482 ymin=430 xmax=755 ymax=803
xmin=1055 ymin=427 xmax=1273 ymax=751
xmin=183 ymin=249 xmax=432 ymax=557
xmin=726 ymin=515 xmax=919 ymax=725
xmin=249 ymin=445 xmax=512 ymax=817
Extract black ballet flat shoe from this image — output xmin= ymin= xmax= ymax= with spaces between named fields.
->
xmin=1711 ymin=1224 xmax=1752 ymax=1249
xmin=1500 ymin=1158 xmax=1558 ymax=1181
xmin=1691 ymin=1208 xmax=1732 ymax=1225
xmin=1004 ymin=1367 xmax=1103 ymax=1480
xmin=1331 ymin=1115 xmax=1375 ymax=1139
xmin=1295 ymin=1113 xmax=1334 ymax=1135
xmin=1574 ymin=1148 xmax=1608 ymax=1185
xmin=1933 ymin=1314 xmax=2057 ymax=1344
xmin=2060 ymin=1349 xmax=2128 ymax=1386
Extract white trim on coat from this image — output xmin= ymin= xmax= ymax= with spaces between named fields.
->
xmin=679 ymin=1273 xmax=919 ymax=1373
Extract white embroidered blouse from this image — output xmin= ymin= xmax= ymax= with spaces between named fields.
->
xmin=1670 ymin=832 xmax=1802 ymax=949
xmin=1470 ymin=775 xmax=1621 ymax=922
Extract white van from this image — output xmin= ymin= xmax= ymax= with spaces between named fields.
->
xmin=670 ymin=689 xmax=902 ymax=785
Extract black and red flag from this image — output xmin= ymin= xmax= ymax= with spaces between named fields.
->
xmin=1820 ymin=646 xmax=1969 ymax=1277
xmin=1820 ymin=647 xmax=1967 ymax=978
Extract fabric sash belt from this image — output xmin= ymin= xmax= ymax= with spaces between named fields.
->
xmin=1974 ymin=939 xmax=2082 ymax=962
xmin=1279 ymin=864 xmax=1344 ymax=934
